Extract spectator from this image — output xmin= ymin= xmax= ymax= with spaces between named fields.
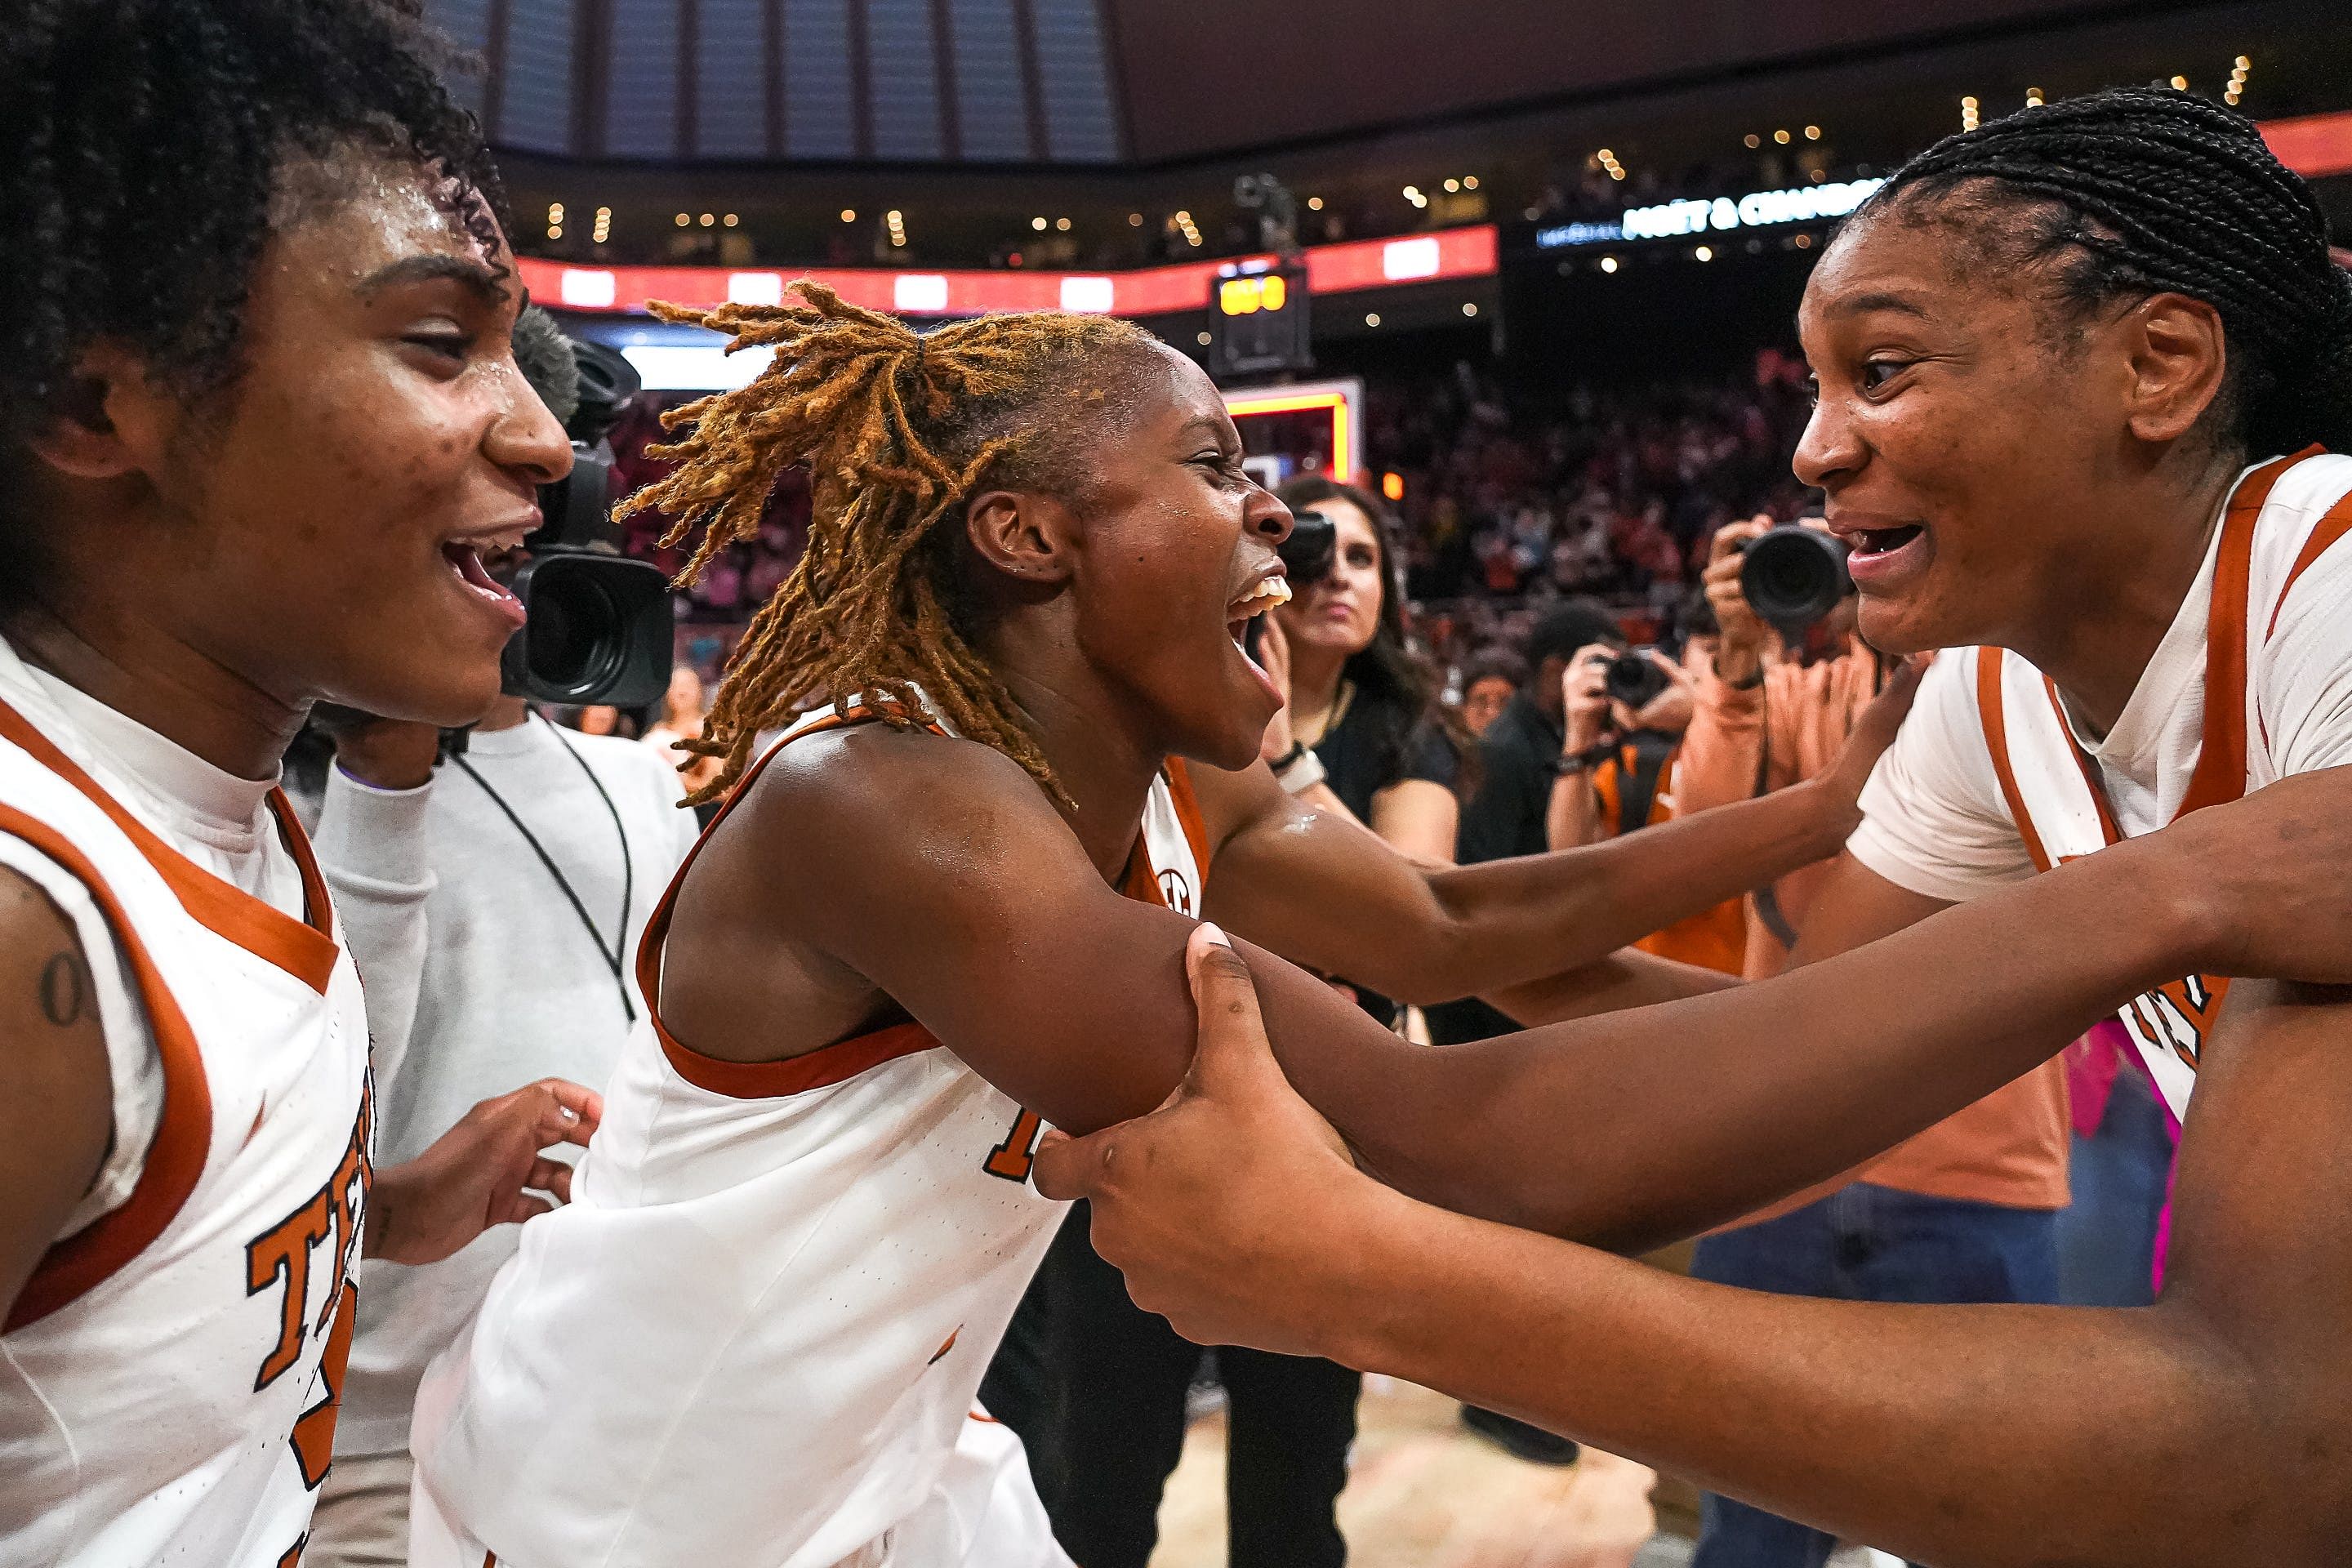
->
xmin=1668 ymin=514 xmax=2069 ymax=1568
xmin=1458 ymin=650 xmax=1526 ymax=737
xmin=641 ymin=663 xmax=725 ymax=800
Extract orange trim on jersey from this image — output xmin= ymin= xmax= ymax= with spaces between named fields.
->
xmin=1160 ymin=757 xmax=1213 ymax=875
xmin=2264 ymin=465 xmax=2352 ymax=642
xmin=0 ymin=698 xmax=338 ymax=992
xmin=2039 ymin=676 xmax=2124 ymax=847
xmin=0 ymin=802 xmax=213 ymax=1333
xmin=1975 ymin=649 xmax=2056 ymax=875
xmin=2173 ymin=455 xmax=2298 ymax=817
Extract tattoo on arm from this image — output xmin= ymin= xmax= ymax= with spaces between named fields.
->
xmin=38 ymin=950 xmax=89 ymax=1028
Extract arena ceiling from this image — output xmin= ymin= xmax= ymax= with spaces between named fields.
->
xmin=422 ymin=0 xmax=2257 ymax=167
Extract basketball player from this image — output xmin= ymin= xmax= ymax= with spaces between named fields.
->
xmin=417 ymin=260 xmax=2352 ymax=1565
xmin=1042 ymin=91 xmax=2352 ymax=1565
xmin=2 ymin=7 xmax=608 ymax=1563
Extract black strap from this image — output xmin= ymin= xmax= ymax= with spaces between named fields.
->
xmin=452 ymin=715 xmax=638 ymax=1023
xmin=1614 ymin=730 xmax=1679 ymax=838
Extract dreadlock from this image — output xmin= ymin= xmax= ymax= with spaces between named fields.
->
xmin=1858 ymin=87 xmax=2352 ymax=458
xmin=620 ymin=284 xmax=1163 ymax=803
xmin=0 ymin=0 xmax=505 ymax=606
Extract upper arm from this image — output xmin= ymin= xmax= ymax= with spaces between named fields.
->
xmin=0 ymin=865 xmax=115 ymax=1318
xmin=1784 ymin=851 xmax=1954 ymax=969
xmin=749 ymin=733 xmax=1414 ymax=1136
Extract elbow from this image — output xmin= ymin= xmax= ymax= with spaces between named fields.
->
xmin=1359 ymin=906 xmax=1483 ymax=1009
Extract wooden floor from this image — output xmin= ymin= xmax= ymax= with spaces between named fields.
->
xmin=1147 ymin=1377 xmax=1680 ymax=1568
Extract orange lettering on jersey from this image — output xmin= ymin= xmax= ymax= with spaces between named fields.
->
xmin=288 ymin=1281 xmax=355 ymax=1489
xmin=246 ymin=1190 xmax=332 ymax=1391
xmin=984 ymin=1108 xmax=1046 ymax=1183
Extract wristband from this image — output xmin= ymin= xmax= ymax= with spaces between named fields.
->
xmin=1275 ymin=745 xmax=1327 ymax=795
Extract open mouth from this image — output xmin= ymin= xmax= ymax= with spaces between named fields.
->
xmin=1849 ymin=523 xmax=1926 ymax=559
xmin=1225 ymin=577 xmax=1293 ymax=656
xmin=443 ymin=541 xmax=527 ymax=625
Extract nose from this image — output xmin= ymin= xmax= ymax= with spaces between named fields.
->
xmin=1792 ymin=390 xmax=1862 ymax=494
xmin=490 ymin=368 xmax=576 ymax=488
xmin=1245 ymin=486 xmax=1294 ymax=547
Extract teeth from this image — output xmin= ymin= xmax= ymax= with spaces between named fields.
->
xmin=1227 ymin=578 xmax=1293 ymax=617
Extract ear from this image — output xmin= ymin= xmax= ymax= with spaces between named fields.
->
xmin=964 ymin=488 xmax=1080 ymax=586
xmin=2117 ymin=292 xmax=2229 ymax=447
xmin=23 ymin=343 xmax=177 ymax=483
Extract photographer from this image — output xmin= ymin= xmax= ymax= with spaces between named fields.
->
xmin=1545 ymin=626 xmax=1748 ymax=976
xmin=1670 ymin=515 xmax=2067 ymax=1568
xmin=303 ymin=312 xmax=702 ymax=1567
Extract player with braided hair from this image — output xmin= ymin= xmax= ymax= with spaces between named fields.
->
xmin=2 ymin=6 xmax=608 ymax=1563
xmin=421 ymin=211 xmax=2352 ymax=1566
xmin=1038 ymin=87 xmax=2352 ymax=1566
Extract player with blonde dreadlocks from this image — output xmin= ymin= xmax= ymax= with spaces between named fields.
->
xmin=625 ymin=284 xmax=1161 ymax=801
xmin=406 ymin=283 xmax=2312 ymax=1568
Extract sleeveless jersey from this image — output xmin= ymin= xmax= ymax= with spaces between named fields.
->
xmin=412 ymin=703 xmax=1210 ymax=1568
xmin=1971 ymin=450 xmax=2352 ymax=1117
xmin=0 ymin=697 xmax=371 ymax=1566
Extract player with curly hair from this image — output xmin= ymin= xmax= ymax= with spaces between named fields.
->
xmin=1 ymin=6 xmax=606 ymax=1563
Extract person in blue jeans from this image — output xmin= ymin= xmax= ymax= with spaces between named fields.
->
xmin=1686 ymin=1183 xmax=2059 ymax=1568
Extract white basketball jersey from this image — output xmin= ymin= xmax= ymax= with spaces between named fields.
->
xmin=412 ymin=703 xmax=1209 ymax=1568
xmin=0 ymin=697 xmax=371 ymax=1566
xmin=1972 ymin=451 xmax=2352 ymax=1117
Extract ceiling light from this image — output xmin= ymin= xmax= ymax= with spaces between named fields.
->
xmin=1773 ymin=128 xmax=1791 ymax=145
xmin=1462 ymin=301 xmax=1478 ymax=316
xmin=1804 ymin=125 xmax=1821 ymax=140
xmin=547 ymin=224 xmax=563 ymax=238
xmin=1600 ymin=256 xmax=1619 ymax=273
xmin=698 ymin=212 xmax=715 ymax=227
xmin=1129 ymin=212 xmax=1144 ymax=225
xmin=1307 ymin=196 xmax=1324 ymax=211
xmin=1196 ymin=331 xmax=1212 ymax=345
xmin=1695 ymin=245 xmax=1713 ymax=261
xmin=1793 ymin=233 xmax=1813 ymax=249
xmin=1444 ymin=178 xmax=1460 ymax=192
xmin=1031 ymin=216 xmax=1046 ymax=230
xmin=2025 ymin=87 xmax=2045 ymax=107
xmin=1365 ymin=312 xmax=1381 ymax=327
xmin=1744 ymin=133 xmax=1761 ymax=149
xmin=1463 ymin=176 xmax=1479 ymax=190
xmin=675 ymin=212 xmax=689 ymax=226
xmin=1055 ymin=217 xmax=1071 ymax=231
xmin=1961 ymin=95 xmax=1980 ymax=131
xmin=548 ymin=203 xmax=564 ymax=221
xmin=723 ymin=213 xmax=738 ymax=227
xmin=2170 ymin=75 xmax=2188 ymax=90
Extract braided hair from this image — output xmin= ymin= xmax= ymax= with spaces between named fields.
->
xmin=1 ymin=0 xmax=502 ymax=601
xmin=620 ymin=283 xmax=1164 ymax=803
xmin=1858 ymin=87 xmax=2352 ymax=458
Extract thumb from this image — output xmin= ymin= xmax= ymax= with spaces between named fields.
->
xmin=1183 ymin=924 xmax=1281 ymax=1098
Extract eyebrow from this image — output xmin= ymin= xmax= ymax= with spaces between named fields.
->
xmin=356 ymin=254 xmax=513 ymax=307
xmin=1825 ymin=290 xmax=1934 ymax=320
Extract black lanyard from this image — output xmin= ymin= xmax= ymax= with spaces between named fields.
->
xmin=452 ymin=715 xmax=638 ymax=1023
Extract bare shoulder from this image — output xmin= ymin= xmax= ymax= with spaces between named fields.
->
xmin=0 ymin=861 xmax=105 ymax=1036
xmin=0 ymin=862 xmax=115 ymax=1287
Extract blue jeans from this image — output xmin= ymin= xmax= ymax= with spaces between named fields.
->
xmin=2054 ymin=1067 xmax=2173 ymax=1307
xmin=1686 ymin=1183 xmax=2060 ymax=1568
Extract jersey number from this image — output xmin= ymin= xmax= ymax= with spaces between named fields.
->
xmin=984 ymin=1109 xmax=1046 ymax=1183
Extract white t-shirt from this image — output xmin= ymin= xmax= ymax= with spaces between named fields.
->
xmin=0 ymin=638 xmax=303 ymax=1235
xmin=1852 ymin=453 xmax=2352 ymax=902
xmin=314 ymin=715 xmax=701 ymax=1456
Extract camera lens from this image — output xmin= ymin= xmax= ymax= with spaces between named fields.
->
xmin=1740 ymin=528 xmax=1852 ymax=631
xmin=1278 ymin=510 xmax=1338 ymax=585
xmin=1604 ymin=650 xmax=1672 ymax=709
xmin=527 ymin=572 xmax=622 ymax=697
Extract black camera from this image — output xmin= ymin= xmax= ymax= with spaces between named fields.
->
xmin=1603 ymin=647 xmax=1673 ymax=710
xmin=1738 ymin=525 xmax=1852 ymax=635
xmin=1243 ymin=509 xmax=1337 ymax=662
xmin=500 ymin=342 xmax=674 ymax=708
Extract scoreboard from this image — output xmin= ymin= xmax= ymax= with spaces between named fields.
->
xmin=1205 ymin=261 xmax=1312 ymax=380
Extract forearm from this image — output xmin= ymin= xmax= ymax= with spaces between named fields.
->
xmin=1328 ymin=1192 xmax=2331 ymax=1567
xmin=1406 ymin=774 xmax=1844 ymax=999
xmin=1285 ymin=835 xmax=2198 ymax=1250
xmin=1481 ymin=947 xmax=1738 ymax=1026
xmin=1543 ymin=768 xmax=1601 ymax=850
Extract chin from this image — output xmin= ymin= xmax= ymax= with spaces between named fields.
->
xmin=346 ymin=661 xmax=506 ymax=729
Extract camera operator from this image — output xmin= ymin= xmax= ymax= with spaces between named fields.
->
xmin=303 ymin=311 xmax=703 ymax=1568
xmin=1669 ymin=514 xmax=2068 ymax=1568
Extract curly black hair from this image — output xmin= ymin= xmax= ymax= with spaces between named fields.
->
xmin=1 ymin=0 xmax=503 ymax=594
xmin=1860 ymin=87 xmax=2352 ymax=458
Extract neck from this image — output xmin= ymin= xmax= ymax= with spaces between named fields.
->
xmin=985 ymin=627 xmax=1166 ymax=883
xmin=475 ymin=695 xmax=533 ymax=732
xmin=1286 ymin=642 xmax=1348 ymax=723
xmin=2 ymin=596 xmax=300 ymax=782
xmin=2016 ymin=456 xmax=2241 ymax=737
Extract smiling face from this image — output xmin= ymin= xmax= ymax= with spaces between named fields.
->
xmin=30 ymin=149 xmax=570 ymax=733
xmin=1793 ymin=206 xmax=2165 ymax=655
xmin=1046 ymin=344 xmax=1294 ymax=771
xmin=1274 ymin=494 xmax=1384 ymax=663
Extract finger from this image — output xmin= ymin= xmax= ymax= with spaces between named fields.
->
xmin=526 ymin=1156 xmax=574 ymax=1203
xmin=1031 ymin=1128 xmax=1110 ymax=1201
xmin=495 ymin=1194 xmax=556 ymax=1227
xmin=1183 ymin=924 xmax=1280 ymax=1098
xmin=528 ymin=1080 xmax=602 ymax=1147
